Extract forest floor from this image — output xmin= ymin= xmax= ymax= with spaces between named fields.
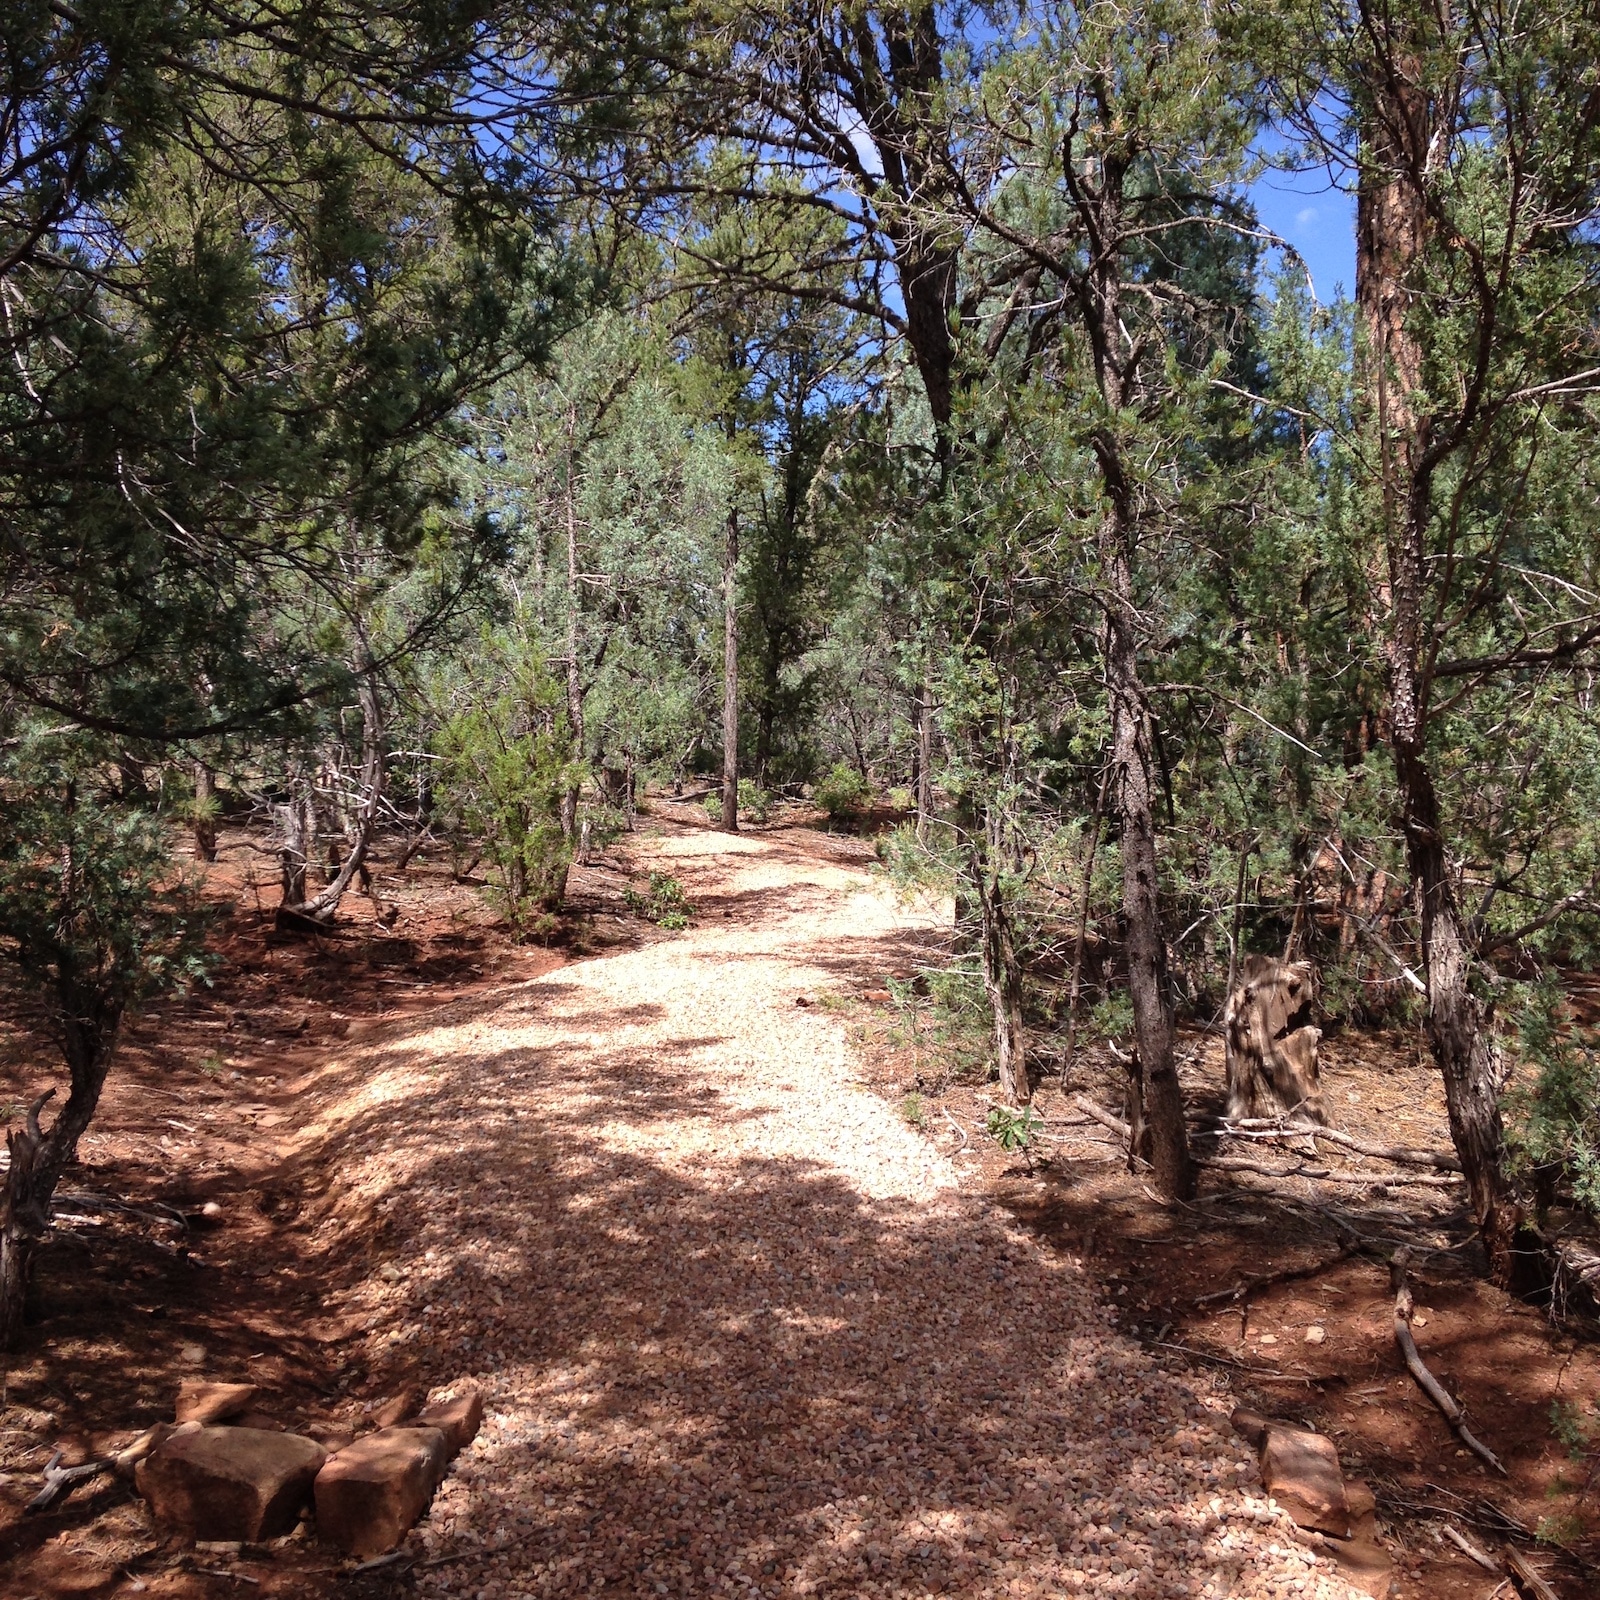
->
xmin=0 ymin=805 xmax=1596 ymax=1600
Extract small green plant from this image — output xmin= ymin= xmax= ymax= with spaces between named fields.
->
xmin=887 ymin=786 xmax=913 ymax=812
xmin=1088 ymin=990 xmax=1136 ymax=1045
xmin=197 ymin=1053 xmax=225 ymax=1079
xmin=901 ymin=1091 xmax=926 ymax=1128
xmin=814 ymin=762 xmax=870 ymax=822
xmin=702 ymin=791 xmax=722 ymax=821
xmin=985 ymin=1102 xmax=1045 ymax=1153
xmin=626 ymin=871 xmax=694 ymax=929
xmin=738 ymin=779 xmax=772 ymax=823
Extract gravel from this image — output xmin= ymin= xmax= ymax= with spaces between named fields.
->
xmin=309 ymin=824 xmax=1366 ymax=1599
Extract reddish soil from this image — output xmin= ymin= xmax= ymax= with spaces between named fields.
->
xmin=853 ymin=1009 xmax=1600 ymax=1599
xmin=4 ymin=802 xmax=1598 ymax=1600
xmin=0 ymin=825 xmax=588 ymax=1599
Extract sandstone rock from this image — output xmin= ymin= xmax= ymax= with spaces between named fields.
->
xmin=1323 ymin=1479 xmax=1395 ymax=1599
xmin=372 ymin=1389 xmax=418 ymax=1429
xmin=233 ymin=1411 xmax=287 ymax=1432
xmin=1229 ymin=1407 xmax=1269 ymax=1448
xmin=175 ymin=1380 xmax=258 ymax=1425
xmin=114 ymin=1422 xmax=196 ymax=1480
xmin=314 ymin=1426 xmax=448 ymax=1557
xmin=415 ymin=1389 xmax=482 ymax=1457
xmin=136 ymin=1426 xmax=326 ymax=1541
xmin=1260 ymin=1423 xmax=1350 ymax=1538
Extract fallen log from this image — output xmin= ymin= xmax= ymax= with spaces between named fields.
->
xmin=1072 ymin=1095 xmax=1132 ymax=1139
xmin=1202 ymin=1155 xmax=1459 ymax=1188
xmin=1221 ymin=1118 xmax=1461 ymax=1171
xmin=1505 ymin=1547 xmax=1561 ymax=1600
xmin=1391 ymin=1250 xmax=1505 ymax=1475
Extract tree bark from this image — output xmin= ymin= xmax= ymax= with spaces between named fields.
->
xmin=1105 ymin=568 xmax=1194 ymax=1199
xmin=562 ymin=411 xmax=585 ymax=842
xmin=973 ymin=807 xmax=1029 ymax=1106
xmin=721 ymin=504 xmax=740 ymax=832
xmin=191 ymin=762 xmax=217 ymax=863
xmin=915 ymin=665 xmax=935 ymax=844
xmin=1356 ymin=17 xmax=1528 ymax=1286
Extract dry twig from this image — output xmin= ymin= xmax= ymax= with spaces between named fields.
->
xmin=1504 ymin=1547 xmax=1561 ymax=1600
xmin=1442 ymin=1523 xmax=1498 ymax=1572
xmin=1391 ymin=1250 xmax=1506 ymax=1475
xmin=25 ymin=1451 xmax=110 ymax=1512
xmin=1194 ymin=1241 xmax=1357 ymax=1307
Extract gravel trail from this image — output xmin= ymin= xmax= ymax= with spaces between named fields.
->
xmin=312 ymin=823 xmax=1363 ymax=1599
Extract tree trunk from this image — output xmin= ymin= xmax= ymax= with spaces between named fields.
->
xmin=974 ymin=808 xmax=1029 ymax=1106
xmin=1 ymin=1003 xmax=117 ymax=1348
xmin=284 ymin=663 xmax=385 ymax=925
xmin=915 ymin=665 xmax=935 ymax=844
xmin=279 ymin=789 xmax=310 ymax=905
xmin=191 ymin=762 xmax=217 ymax=863
xmin=1356 ymin=21 xmax=1527 ymax=1285
xmin=721 ymin=505 xmax=740 ymax=832
xmin=1104 ymin=535 xmax=1195 ymax=1200
xmin=562 ymin=415 xmax=585 ymax=841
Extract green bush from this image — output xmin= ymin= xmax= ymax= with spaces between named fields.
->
xmin=1506 ymin=985 xmax=1600 ymax=1218
xmin=815 ymin=762 xmax=870 ymax=821
xmin=434 ymin=644 xmax=575 ymax=935
xmin=626 ymin=871 xmax=694 ymax=930
xmin=738 ymin=779 xmax=772 ymax=823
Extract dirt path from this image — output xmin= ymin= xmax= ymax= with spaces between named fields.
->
xmin=284 ymin=820 xmax=1363 ymax=1600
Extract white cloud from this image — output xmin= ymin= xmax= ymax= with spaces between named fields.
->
xmin=1295 ymin=207 xmax=1319 ymax=229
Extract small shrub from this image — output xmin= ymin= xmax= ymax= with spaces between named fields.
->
xmin=702 ymin=792 xmax=722 ymax=821
xmin=1088 ymin=990 xmax=1135 ymax=1045
xmin=887 ymin=786 xmax=913 ymax=812
xmin=626 ymin=871 xmax=694 ymax=930
xmin=738 ymin=779 xmax=772 ymax=823
xmin=901 ymin=1091 xmax=926 ymax=1128
xmin=814 ymin=762 xmax=870 ymax=821
xmin=985 ymin=1103 xmax=1046 ymax=1168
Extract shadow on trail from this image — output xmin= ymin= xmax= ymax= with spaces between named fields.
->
xmin=269 ymin=975 xmax=1272 ymax=1600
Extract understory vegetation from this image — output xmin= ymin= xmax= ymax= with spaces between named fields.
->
xmin=3 ymin=0 xmax=1600 ymax=1340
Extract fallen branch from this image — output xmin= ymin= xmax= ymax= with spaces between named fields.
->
xmin=351 ymin=1551 xmax=411 ymax=1575
xmin=1194 ymin=1241 xmax=1357 ymax=1307
xmin=940 ymin=1108 xmax=969 ymax=1153
xmin=1391 ymin=1250 xmax=1506 ymax=1475
xmin=1216 ymin=1120 xmax=1461 ymax=1171
xmin=1201 ymin=1154 xmax=1459 ymax=1187
xmin=1073 ymin=1094 xmax=1132 ymax=1139
xmin=26 ymin=1451 xmax=110 ymax=1512
xmin=1504 ymin=1548 xmax=1560 ymax=1600
xmin=1147 ymin=1339 xmax=1313 ymax=1383
xmin=1442 ymin=1523 xmax=1498 ymax=1573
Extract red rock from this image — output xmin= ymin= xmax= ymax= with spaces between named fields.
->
xmin=414 ymin=1389 xmax=482 ymax=1456
xmin=136 ymin=1426 xmax=325 ymax=1541
xmin=314 ymin=1426 xmax=448 ymax=1557
xmin=1325 ymin=1480 xmax=1395 ymax=1598
xmin=174 ymin=1380 xmax=258 ymax=1425
xmin=1260 ymin=1423 xmax=1350 ymax=1537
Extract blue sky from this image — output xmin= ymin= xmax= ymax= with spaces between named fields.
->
xmin=1249 ymin=160 xmax=1356 ymax=304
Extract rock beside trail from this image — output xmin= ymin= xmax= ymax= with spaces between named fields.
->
xmin=314 ymin=1426 xmax=449 ymax=1557
xmin=1259 ymin=1424 xmax=1351 ymax=1537
xmin=174 ymin=1380 xmax=258 ymax=1425
xmin=137 ymin=1426 xmax=326 ymax=1542
xmin=415 ymin=1389 xmax=481 ymax=1457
